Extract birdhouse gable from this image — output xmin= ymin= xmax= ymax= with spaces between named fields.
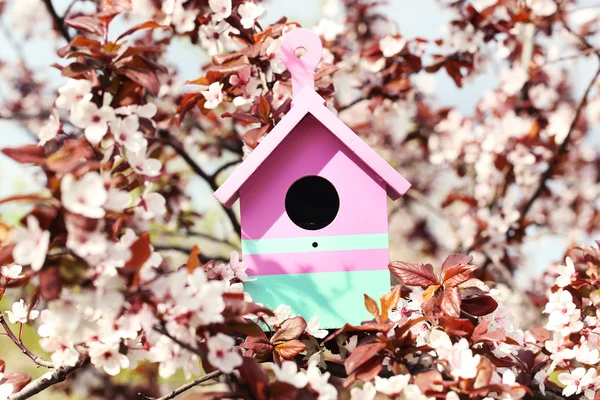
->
xmin=214 ymin=86 xmax=411 ymax=208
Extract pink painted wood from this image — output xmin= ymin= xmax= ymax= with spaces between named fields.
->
xmin=280 ymin=28 xmax=323 ymax=98
xmin=213 ymin=87 xmax=411 ymax=208
xmin=240 ymin=114 xmax=388 ymax=240
xmin=245 ymin=248 xmax=391 ymax=276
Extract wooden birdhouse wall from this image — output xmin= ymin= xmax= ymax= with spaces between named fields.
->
xmin=239 ymin=113 xmax=390 ymax=275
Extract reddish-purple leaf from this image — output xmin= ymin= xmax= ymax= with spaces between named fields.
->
xmin=242 ymin=335 xmax=274 ymax=358
xmin=325 ymin=322 xmax=396 ymax=342
xmin=176 ymin=92 xmax=204 ymax=124
xmin=271 ymin=316 xmax=307 ymax=344
xmin=414 ymin=370 xmax=443 ymax=394
xmin=441 ymin=263 xmax=479 ymax=287
xmin=269 ymin=381 xmax=299 ymax=400
xmin=461 ymin=295 xmax=498 ymax=317
xmin=355 ymin=356 xmax=383 ymax=384
xmin=438 ymin=316 xmax=475 ymax=336
xmin=389 ymin=261 xmax=439 ymax=287
xmin=64 ymin=16 xmax=105 ymax=36
xmin=2 ymin=372 xmax=31 ymax=392
xmin=439 ymin=287 xmax=461 ymax=317
xmin=116 ymin=21 xmax=172 ymax=42
xmin=472 ymin=319 xmax=506 ymax=343
xmin=441 ymin=253 xmax=473 ymax=271
xmin=2 ymin=145 xmax=45 ymax=165
xmin=39 ymin=266 xmax=62 ymax=300
xmin=237 ymin=357 xmax=268 ymax=400
xmin=243 ymin=124 xmax=270 ymax=149
xmin=275 ymin=340 xmax=307 ymax=360
xmin=345 ymin=342 xmax=387 ymax=375
xmin=120 ymin=67 xmax=160 ymax=97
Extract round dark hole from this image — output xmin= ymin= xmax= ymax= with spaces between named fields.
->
xmin=285 ymin=176 xmax=340 ymax=231
xmin=312 ymin=242 xmax=318 ymax=248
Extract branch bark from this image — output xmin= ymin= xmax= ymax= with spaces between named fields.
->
xmin=0 ymin=314 xmax=53 ymax=368
xmin=159 ymin=130 xmax=242 ymax=238
xmin=513 ymin=63 xmax=600 ymax=229
xmin=42 ymin=0 xmax=71 ymax=43
xmin=8 ymin=358 xmax=89 ymax=400
xmin=139 ymin=370 xmax=222 ymax=400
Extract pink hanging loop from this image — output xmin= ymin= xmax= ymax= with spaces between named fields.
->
xmin=280 ymin=28 xmax=323 ymax=99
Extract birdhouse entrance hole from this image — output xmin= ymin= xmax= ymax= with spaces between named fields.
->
xmin=285 ymin=176 xmax=339 ymax=231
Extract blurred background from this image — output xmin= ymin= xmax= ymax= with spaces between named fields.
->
xmin=2 ymin=0 xmax=599 ymax=283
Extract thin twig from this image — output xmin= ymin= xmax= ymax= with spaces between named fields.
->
xmin=0 ymin=314 xmax=53 ymax=368
xmin=153 ymin=324 xmax=204 ymax=357
xmin=212 ymin=159 xmax=242 ymax=181
xmin=139 ymin=370 xmax=222 ymax=400
xmin=160 ymin=130 xmax=241 ymax=238
xmin=42 ymin=0 xmax=71 ymax=42
xmin=153 ymin=245 xmax=229 ymax=264
xmin=514 ymin=64 xmax=600 ymax=229
xmin=538 ymin=47 xmax=600 ymax=67
xmin=8 ymin=358 xmax=89 ymax=400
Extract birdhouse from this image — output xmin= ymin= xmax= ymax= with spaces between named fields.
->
xmin=214 ymin=29 xmax=411 ymax=328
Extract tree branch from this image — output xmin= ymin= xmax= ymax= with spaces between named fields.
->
xmin=0 ymin=314 xmax=53 ymax=368
xmin=139 ymin=370 xmax=222 ymax=400
xmin=8 ymin=358 xmax=89 ymax=400
xmin=513 ymin=63 xmax=600 ymax=229
xmin=42 ymin=0 xmax=71 ymax=42
xmin=159 ymin=130 xmax=241 ymax=238
xmin=153 ymin=324 xmax=204 ymax=357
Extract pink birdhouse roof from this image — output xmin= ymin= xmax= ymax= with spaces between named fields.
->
xmin=214 ymin=86 xmax=411 ymax=208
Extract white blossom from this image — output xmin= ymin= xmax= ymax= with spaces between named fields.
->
xmin=374 ymin=375 xmax=410 ymax=396
xmin=306 ymin=316 xmax=328 ymax=339
xmin=350 ymin=382 xmax=376 ymax=400
xmin=110 ymin=115 xmax=144 ymax=153
xmin=162 ymin=0 xmax=197 ymax=33
xmin=12 ymin=215 xmax=50 ymax=271
xmin=1 ymin=264 xmax=23 ymax=280
xmin=238 ymin=2 xmax=265 ymax=29
xmin=6 ymin=299 xmax=39 ymax=324
xmin=449 ymin=338 xmax=481 ymax=379
xmin=500 ymin=66 xmax=528 ymax=96
xmin=206 ymin=333 xmax=242 ymax=373
xmin=56 ymin=79 xmax=92 ymax=110
xmin=380 ymin=35 xmax=406 ymax=58
xmin=38 ymin=109 xmax=61 ymax=145
xmin=201 ymin=82 xmax=224 ymax=110
xmin=209 ymin=0 xmax=231 ymax=21
xmin=128 ymin=140 xmax=162 ymax=177
xmin=528 ymin=0 xmax=557 ymax=17
xmin=70 ymin=101 xmax=117 ymax=145
xmin=306 ymin=360 xmax=338 ymax=400
xmin=199 ymin=20 xmax=240 ymax=56
xmin=61 ymin=172 xmax=108 ymax=218
xmin=556 ymin=257 xmax=577 ymax=288
xmin=0 ymin=382 xmax=13 ymax=400
xmin=558 ymin=367 xmax=595 ymax=397
xmin=471 ymin=0 xmax=497 ymax=12
xmin=89 ymin=342 xmax=130 ymax=376
xmin=104 ymin=188 xmax=132 ymax=212
xmin=273 ymin=361 xmax=308 ymax=388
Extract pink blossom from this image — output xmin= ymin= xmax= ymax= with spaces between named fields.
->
xmin=206 ymin=333 xmax=242 ymax=373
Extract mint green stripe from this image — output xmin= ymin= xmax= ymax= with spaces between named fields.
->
xmin=242 ymin=233 xmax=388 ymax=255
xmin=245 ymin=270 xmax=391 ymax=329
